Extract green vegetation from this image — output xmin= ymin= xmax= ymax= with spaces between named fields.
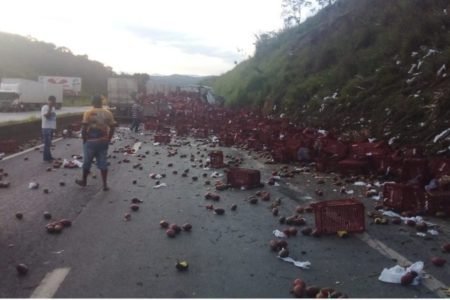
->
xmin=0 ymin=32 xmax=114 ymax=94
xmin=63 ymin=97 xmax=92 ymax=107
xmin=207 ymin=0 xmax=450 ymax=149
xmin=0 ymin=32 xmax=206 ymax=97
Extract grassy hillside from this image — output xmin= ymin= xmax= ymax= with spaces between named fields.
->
xmin=208 ymin=0 xmax=450 ymax=152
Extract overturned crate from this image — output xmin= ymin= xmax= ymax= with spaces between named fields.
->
xmin=154 ymin=134 xmax=171 ymax=144
xmin=219 ymin=134 xmax=235 ymax=147
xmin=0 ymin=139 xmax=19 ymax=154
xmin=272 ymin=147 xmax=290 ymax=163
xmin=400 ymin=158 xmax=429 ymax=184
xmin=338 ymin=159 xmax=370 ymax=176
xmin=382 ymin=183 xmax=425 ymax=213
xmin=425 ymin=191 xmax=450 ymax=216
xmin=227 ymin=168 xmax=262 ymax=189
xmin=175 ymin=125 xmax=189 ymax=136
xmin=312 ymin=199 xmax=365 ymax=234
xmin=209 ymin=150 xmax=224 ymax=168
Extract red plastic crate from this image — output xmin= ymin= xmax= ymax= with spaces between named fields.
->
xmin=400 ymin=158 xmax=429 ymax=183
xmin=193 ymin=128 xmax=208 ymax=138
xmin=247 ymin=137 xmax=264 ymax=151
xmin=338 ymin=159 xmax=369 ymax=175
xmin=316 ymin=155 xmax=340 ymax=172
xmin=272 ymin=148 xmax=290 ymax=163
xmin=157 ymin=126 xmax=171 ymax=134
xmin=219 ymin=134 xmax=234 ymax=147
xmin=209 ymin=150 xmax=224 ymax=168
xmin=0 ymin=140 xmax=19 ymax=153
xmin=428 ymin=159 xmax=450 ymax=177
xmin=312 ymin=199 xmax=365 ymax=234
xmin=424 ymin=191 xmax=450 ymax=215
xmin=154 ymin=135 xmax=171 ymax=144
xmin=402 ymin=145 xmax=424 ymax=158
xmin=227 ymin=168 xmax=261 ymax=189
xmin=382 ymin=183 xmax=425 ymax=212
xmin=144 ymin=121 xmax=158 ymax=131
xmin=321 ymin=138 xmax=348 ymax=158
xmin=176 ymin=126 xmax=188 ymax=136
xmin=368 ymin=154 xmax=401 ymax=175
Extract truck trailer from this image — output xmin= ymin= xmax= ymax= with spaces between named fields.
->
xmin=0 ymin=78 xmax=63 ymax=111
xmin=107 ymin=78 xmax=138 ymax=119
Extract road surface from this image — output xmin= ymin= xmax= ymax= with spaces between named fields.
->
xmin=0 ymin=128 xmax=448 ymax=298
xmin=0 ymin=107 xmax=89 ymax=123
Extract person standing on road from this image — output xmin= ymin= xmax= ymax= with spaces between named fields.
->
xmin=130 ymin=99 xmax=143 ymax=133
xmin=75 ymin=95 xmax=117 ymax=191
xmin=41 ymin=96 xmax=57 ymax=162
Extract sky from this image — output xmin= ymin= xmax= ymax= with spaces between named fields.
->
xmin=0 ymin=0 xmax=285 ymax=76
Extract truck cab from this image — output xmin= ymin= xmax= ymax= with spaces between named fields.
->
xmin=0 ymin=90 xmax=19 ymax=111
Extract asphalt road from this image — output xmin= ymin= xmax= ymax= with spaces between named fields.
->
xmin=0 ymin=128 xmax=448 ymax=298
xmin=0 ymin=107 xmax=89 ymax=123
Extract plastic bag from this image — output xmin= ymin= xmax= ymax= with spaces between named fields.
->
xmin=153 ymin=183 xmax=167 ymax=189
xmin=273 ymin=230 xmax=287 ymax=238
xmin=279 ymin=257 xmax=311 ymax=269
xmin=378 ymin=261 xmax=423 ymax=285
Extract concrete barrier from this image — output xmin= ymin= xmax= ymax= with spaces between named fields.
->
xmin=0 ymin=113 xmax=83 ymax=146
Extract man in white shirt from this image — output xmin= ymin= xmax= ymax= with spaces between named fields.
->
xmin=41 ymin=96 xmax=56 ymax=162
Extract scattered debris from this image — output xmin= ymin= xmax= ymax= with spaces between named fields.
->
xmin=175 ymin=260 xmax=189 ymax=271
xmin=278 ymin=256 xmax=311 ymax=269
xmin=378 ymin=261 xmax=424 ymax=285
xmin=16 ymin=264 xmax=29 ymax=276
xmin=28 ymin=182 xmax=39 ymax=189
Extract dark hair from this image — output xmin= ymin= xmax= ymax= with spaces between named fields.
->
xmin=48 ymin=95 xmax=56 ymax=102
xmin=92 ymin=95 xmax=103 ymax=107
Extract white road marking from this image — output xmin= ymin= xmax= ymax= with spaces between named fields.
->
xmin=357 ymin=233 xmax=448 ymax=298
xmin=30 ymin=267 xmax=70 ymax=298
xmin=251 ymin=156 xmax=448 ymax=297
xmin=2 ymin=138 xmax=63 ymax=161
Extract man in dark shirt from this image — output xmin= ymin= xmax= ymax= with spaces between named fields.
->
xmin=130 ymin=99 xmax=143 ymax=133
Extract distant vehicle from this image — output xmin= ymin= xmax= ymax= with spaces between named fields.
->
xmin=38 ymin=76 xmax=82 ymax=96
xmin=0 ymin=78 xmax=63 ymax=111
xmin=0 ymin=90 xmax=19 ymax=111
xmin=107 ymin=78 xmax=138 ymax=118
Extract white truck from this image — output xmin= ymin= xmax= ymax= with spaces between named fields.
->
xmin=0 ymin=78 xmax=63 ymax=111
xmin=38 ymin=76 xmax=82 ymax=96
xmin=0 ymin=90 xmax=19 ymax=112
xmin=107 ymin=78 xmax=138 ymax=118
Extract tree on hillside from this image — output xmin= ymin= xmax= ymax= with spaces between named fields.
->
xmin=132 ymin=73 xmax=150 ymax=94
xmin=281 ymin=0 xmax=312 ymax=27
xmin=281 ymin=0 xmax=339 ymax=26
xmin=0 ymin=32 xmax=114 ymax=95
xmin=317 ymin=0 xmax=337 ymax=8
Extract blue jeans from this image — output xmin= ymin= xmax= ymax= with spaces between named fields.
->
xmin=83 ymin=140 xmax=109 ymax=171
xmin=42 ymin=128 xmax=54 ymax=161
xmin=130 ymin=118 xmax=140 ymax=132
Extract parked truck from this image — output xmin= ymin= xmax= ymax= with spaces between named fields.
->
xmin=107 ymin=78 xmax=138 ymax=119
xmin=0 ymin=78 xmax=63 ymax=111
xmin=108 ymin=77 xmax=175 ymax=120
xmin=0 ymin=90 xmax=19 ymax=112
